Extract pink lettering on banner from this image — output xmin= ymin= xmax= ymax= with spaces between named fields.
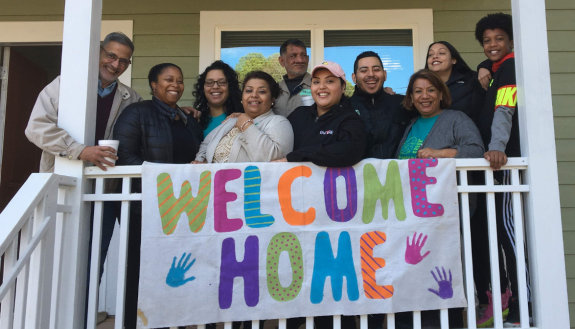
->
xmin=408 ymin=159 xmax=444 ymax=217
xmin=214 ymin=169 xmax=243 ymax=232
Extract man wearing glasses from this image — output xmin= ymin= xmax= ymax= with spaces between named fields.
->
xmin=25 ymin=32 xmax=142 ymax=324
xmin=26 ymin=31 xmax=142 ymax=172
xmin=274 ymin=39 xmax=312 ymax=117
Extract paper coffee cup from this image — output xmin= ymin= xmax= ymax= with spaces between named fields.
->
xmin=301 ymin=95 xmax=315 ymax=106
xmin=98 ymin=140 xmax=119 ymax=166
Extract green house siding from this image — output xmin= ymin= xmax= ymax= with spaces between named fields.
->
xmin=550 ymin=0 xmax=575 ymax=327
xmin=1 ymin=0 xmax=574 ymax=325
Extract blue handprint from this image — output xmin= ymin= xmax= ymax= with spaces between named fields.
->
xmin=428 ymin=266 xmax=453 ymax=299
xmin=166 ymin=252 xmax=196 ymax=288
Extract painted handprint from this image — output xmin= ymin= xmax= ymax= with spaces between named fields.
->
xmin=166 ymin=252 xmax=196 ymax=288
xmin=405 ymin=232 xmax=430 ymax=265
xmin=428 ymin=266 xmax=453 ymax=299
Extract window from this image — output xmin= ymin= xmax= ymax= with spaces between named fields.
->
xmin=200 ymin=10 xmax=433 ymax=94
xmin=220 ymin=31 xmax=311 ymax=82
xmin=324 ymin=30 xmax=414 ymax=94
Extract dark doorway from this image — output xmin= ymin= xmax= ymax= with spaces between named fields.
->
xmin=0 ymin=45 xmax=62 ymax=211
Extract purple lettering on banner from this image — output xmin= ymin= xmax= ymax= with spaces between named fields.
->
xmin=218 ymin=236 xmax=260 ymax=309
xmin=214 ymin=169 xmax=243 ymax=232
xmin=408 ymin=159 xmax=444 ymax=217
xmin=323 ymin=167 xmax=358 ymax=222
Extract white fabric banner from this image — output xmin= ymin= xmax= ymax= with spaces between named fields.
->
xmin=138 ymin=159 xmax=466 ymax=328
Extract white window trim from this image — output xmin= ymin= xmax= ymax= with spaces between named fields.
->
xmin=199 ymin=9 xmax=433 ymax=75
xmin=0 ymin=20 xmax=133 ymax=86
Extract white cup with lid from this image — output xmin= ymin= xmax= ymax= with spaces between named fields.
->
xmin=301 ymin=95 xmax=315 ymax=106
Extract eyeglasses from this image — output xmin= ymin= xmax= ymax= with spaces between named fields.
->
xmin=100 ymin=46 xmax=132 ymax=68
xmin=205 ymin=79 xmax=228 ymax=87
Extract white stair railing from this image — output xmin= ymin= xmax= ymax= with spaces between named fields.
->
xmin=83 ymin=158 xmax=537 ymax=329
xmin=0 ymin=174 xmax=76 ymax=329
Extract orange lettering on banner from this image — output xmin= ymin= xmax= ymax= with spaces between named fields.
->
xmin=495 ymin=85 xmax=517 ymax=109
xmin=277 ymin=166 xmax=316 ymax=226
xmin=360 ymin=231 xmax=394 ymax=299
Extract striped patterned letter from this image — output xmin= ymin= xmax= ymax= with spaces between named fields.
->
xmin=156 ymin=171 xmax=212 ymax=235
xmin=244 ymin=166 xmax=274 ymax=228
xmin=360 ymin=231 xmax=394 ymax=299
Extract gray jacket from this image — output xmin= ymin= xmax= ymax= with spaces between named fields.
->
xmin=195 ymin=110 xmax=294 ymax=163
xmin=25 ymin=76 xmax=142 ymax=173
xmin=396 ymin=110 xmax=484 ymax=159
xmin=273 ymin=72 xmax=312 ymax=118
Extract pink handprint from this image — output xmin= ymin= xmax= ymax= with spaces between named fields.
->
xmin=405 ymin=232 xmax=430 ymax=265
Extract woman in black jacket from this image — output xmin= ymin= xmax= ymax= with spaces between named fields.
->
xmin=113 ymin=63 xmax=203 ymax=329
xmin=274 ymin=61 xmax=366 ymax=168
xmin=425 ymin=41 xmax=484 ymax=124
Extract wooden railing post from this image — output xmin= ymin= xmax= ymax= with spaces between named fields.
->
xmin=53 ymin=0 xmax=102 ymax=327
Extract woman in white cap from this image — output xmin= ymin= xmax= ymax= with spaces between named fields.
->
xmin=273 ymin=61 xmax=366 ymax=168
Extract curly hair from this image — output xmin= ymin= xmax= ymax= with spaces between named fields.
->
xmin=475 ymin=12 xmax=513 ymax=46
xmin=242 ymin=71 xmax=281 ymax=100
xmin=424 ymin=41 xmax=472 ymax=75
xmin=193 ymin=60 xmax=243 ymax=130
xmin=402 ymin=69 xmax=451 ymax=111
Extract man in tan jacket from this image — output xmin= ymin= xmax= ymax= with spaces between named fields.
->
xmin=26 ymin=32 xmax=142 ymax=172
xmin=273 ymin=39 xmax=312 ymax=118
xmin=25 ymin=32 xmax=142 ymax=324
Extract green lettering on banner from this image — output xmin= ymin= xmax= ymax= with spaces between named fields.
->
xmin=362 ymin=161 xmax=406 ymax=223
xmin=299 ymin=89 xmax=312 ymax=96
xmin=156 ymin=171 xmax=212 ymax=234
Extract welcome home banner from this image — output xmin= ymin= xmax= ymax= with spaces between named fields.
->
xmin=138 ymin=159 xmax=467 ymax=328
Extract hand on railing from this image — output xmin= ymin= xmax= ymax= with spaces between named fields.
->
xmin=428 ymin=266 xmax=453 ymax=299
xmin=166 ymin=252 xmax=196 ymax=288
xmin=405 ymin=232 xmax=430 ymax=265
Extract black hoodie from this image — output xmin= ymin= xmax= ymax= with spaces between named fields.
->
xmin=349 ymin=88 xmax=417 ymax=159
xmin=286 ymin=98 xmax=366 ymax=167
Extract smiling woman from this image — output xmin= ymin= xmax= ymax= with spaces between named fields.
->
xmin=193 ymin=61 xmax=243 ymax=138
xmin=278 ymin=61 xmax=366 ymax=168
xmin=396 ymin=69 xmax=484 ymax=160
xmin=194 ymin=70 xmax=293 ymax=164
xmin=111 ymin=63 xmax=205 ymax=328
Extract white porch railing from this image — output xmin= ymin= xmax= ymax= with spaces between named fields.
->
xmin=78 ymin=158 xmax=533 ymax=329
xmin=0 ymin=173 xmax=76 ymax=329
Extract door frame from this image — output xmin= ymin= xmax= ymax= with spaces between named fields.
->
xmin=0 ymin=46 xmax=9 ymax=173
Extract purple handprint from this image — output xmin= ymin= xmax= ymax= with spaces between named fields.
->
xmin=428 ymin=266 xmax=453 ymax=299
xmin=405 ymin=232 xmax=430 ymax=265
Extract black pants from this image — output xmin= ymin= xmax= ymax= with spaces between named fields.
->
xmin=471 ymin=170 xmax=525 ymax=304
xmin=124 ymin=201 xmax=142 ymax=329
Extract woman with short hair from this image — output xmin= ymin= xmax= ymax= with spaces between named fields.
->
xmin=193 ymin=71 xmax=293 ymax=164
xmin=396 ymin=69 xmax=484 ymax=160
xmin=113 ymin=63 xmax=204 ymax=329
